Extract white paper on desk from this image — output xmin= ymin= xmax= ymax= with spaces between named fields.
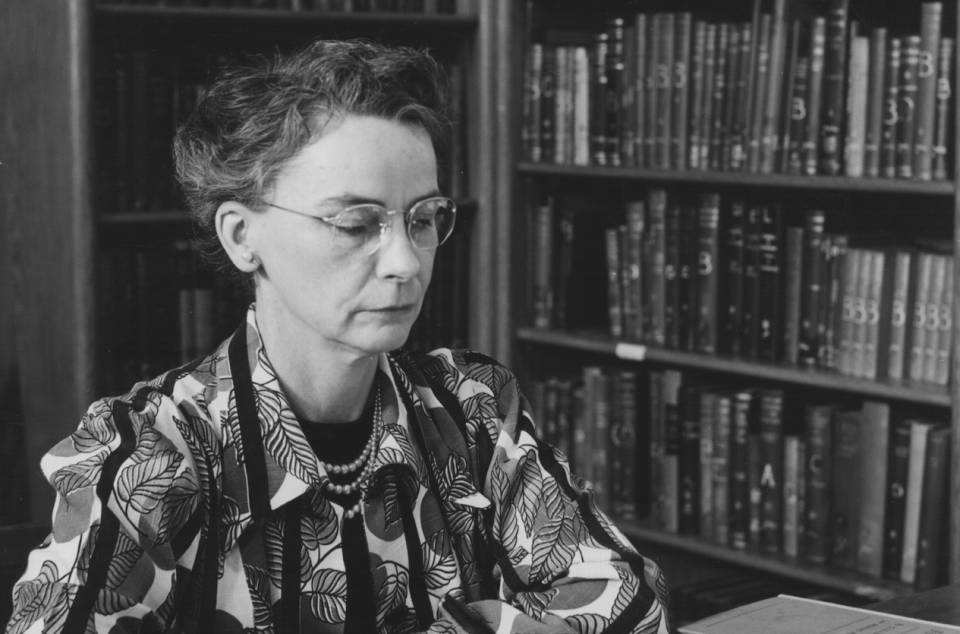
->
xmin=678 ymin=594 xmax=960 ymax=634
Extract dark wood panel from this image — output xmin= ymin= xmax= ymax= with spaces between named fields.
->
xmin=0 ymin=0 xmax=95 ymax=523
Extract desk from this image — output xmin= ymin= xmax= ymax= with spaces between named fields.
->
xmin=870 ymin=584 xmax=960 ymax=626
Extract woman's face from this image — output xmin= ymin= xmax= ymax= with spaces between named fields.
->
xmin=251 ymin=114 xmax=438 ymax=356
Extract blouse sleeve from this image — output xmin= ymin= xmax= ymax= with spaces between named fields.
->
xmin=6 ymin=395 xmax=200 ymax=634
xmin=428 ymin=351 xmax=670 ymax=634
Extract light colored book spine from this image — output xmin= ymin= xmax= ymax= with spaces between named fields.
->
xmin=922 ymin=253 xmax=947 ymax=383
xmin=699 ymin=390 xmax=716 ymax=540
xmin=712 ymin=393 xmax=732 ymax=546
xmin=572 ymin=46 xmax=591 ymax=166
xmin=782 ymin=434 xmax=804 ymax=558
xmin=844 ymin=36 xmax=870 ymax=176
xmin=908 ymin=252 xmax=934 ymax=381
xmin=900 ymin=420 xmax=934 ymax=584
xmin=934 ymin=255 xmax=953 ymax=385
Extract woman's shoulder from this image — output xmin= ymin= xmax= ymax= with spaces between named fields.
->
xmin=405 ymin=347 xmax=518 ymax=393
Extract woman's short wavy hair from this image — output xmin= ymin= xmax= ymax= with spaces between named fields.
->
xmin=173 ymin=38 xmax=451 ymax=290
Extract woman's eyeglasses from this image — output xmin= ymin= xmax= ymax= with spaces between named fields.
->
xmin=261 ymin=196 xmax=457 ymax=255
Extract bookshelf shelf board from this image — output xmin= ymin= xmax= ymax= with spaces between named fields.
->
xmin=619 ymin=519 xmax=911 ymax=601
xmin=94 ymin=5 xmax=478 ymax=28
xmin=516 ymin=327 xmax=952 ymax=407
xmin=516 ymin=162 xmax=956 ymax=197
xmin=99 ymin=211 xmax=191 ymax=225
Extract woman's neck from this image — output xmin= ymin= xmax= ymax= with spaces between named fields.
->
xmin=254 ymin=304 xmax=379 ymax=424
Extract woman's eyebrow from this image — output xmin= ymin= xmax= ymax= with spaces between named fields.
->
xmin=316 ymin=190 xmax=443 ymax=210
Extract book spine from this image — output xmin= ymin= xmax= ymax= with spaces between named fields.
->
xmin=604 ymin=227 xmax=624 ymax=338
xmin=723 ymin=25 xmax=745 ymax=171
xmin=857 ymin=400 xmax=890 ymax=577
xmin=662 ymin=369 xmax=683 ymax=532
xmin=908 ymin=252 xmax=934 ymax=381
xmin=605 ymin=18 xmax=625 ymax=167
xmin=747 ymin=13 xmax=772 ymax=173
xmin=934 ymin=255 xmax=953 ymax=385
xmin=759 ymin=0 xmax=788 ymax=173
xmin=696 ymin=193 xmax=721 ymax=354
xmin=785 ymin=56 xmax=810 ymax=175
xmin=657 ymin=14 xmax=675 ymax=170
xmin=818 ymin=0 xmax=849 ymax=175
xmin=522 ymin=43 xmax=543 ymax=162
xmin=803 ymin=403 xmax=833 ymax=564
xmin=633 ymin=14 xmax=648 ymax=167
xmin=620 ymin=21 xmax=637 ymax=168
xmin=900 ymin=420 xmax=934 ymax=584
xmin=699 ymin=23 xmax=717 ymax=170
xmin=593 ymin=369 xmax=612 ymax=511
xmin=922 ymin=254 xmax=947 ymax=384
xmin=861 ymin=249 xmax=886 ymax=379
xmin=708 ymin=23 xmax=730 ymax=172
xmin=913 ymin=2 xmax=943 ymax=180
xmin=678 ymin=205 xmax=698 ymax=351
xmin=887 ymin=249 xmax=916 ymax=381
xmin=849 ymin=248 xmax=873 ymax=377
xmin=532 ymin=199 xmax=554 ymax=328
xmin=882 ymin=420 xmax=912 ymax=580
xmin=741 ymin=206 xmax=761 ymax=358
xmin=645 ymin=189 xmax=668 ymax=345
xmin=756 ymin=205 xmax=783 ymax=361
xmin=822 ymin=234 xmax=849 ymax=370
xmin=649 ymin=371 xmax=666 ymax=526
xmin=776 ymin=19 xmax=801 ymax=173
xmin=713 ymin=393 xmax=732 ymax=546
xmin=539 ymin=44 xmax=557 ymax=163
xmin=783 ymin=226 xmax=805 ymax=365
xmin=723 ymin=200 xmax=746 ymax=356
xmin=932 ymin=37 xmax=954 ymax=181
xmin=843 ymin=36 xmax=870 ymax=177
xmin=863 ymin=28 xmax=888 ymax=177
xmin=672 ymin=13 xmax=692 ymax=170
xmin=679 ymin=384 xmax=702 ymax=535
xmin=896 ymin=36 xmax=921 ymax=179
xmin=730 ymin=22 xmax=753 ymax=171
xmin=831 ymin=408 xmax=862 ymax=570
xmin=913 ymin=425 xmax=950 ymax=590
xmin=611 ymin=370 xmax=639 ymax=520
xmin=591 ymin=35 xmax=609 ymax=166
xmin=881 ymin=38 xmax=903 ymax=178
xmin=699 ymin=390 xmax=717 ymax=540
xmin=782 ymin=435 xmax=804 ymax=559
xmin=758 ymin=389 xmax=784 ymax=555
xmin=664 ymin=204 xmax=681 ymax=348
xmin=798 ymin=210 xmax=826 ymax=367
xmin=747 ymin=432 xmax=762 ymax=551
xmin=803 ymin=18 xmax=827 ymax=176
xmin=729 ymin=390 xmax=753 ymax=550
xmin=624 ymin=201 xmax=645 ymax=340
xmin=572 ymin=46 xmax=591 ymax=166
xmin=645 ymin=15 xmax=660 ymax=167
xmin=688 ymin=20 xmax=707 ymax=170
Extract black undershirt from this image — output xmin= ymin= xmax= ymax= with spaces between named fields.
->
xmin=300 ymin=403 xmax=377 ymax=632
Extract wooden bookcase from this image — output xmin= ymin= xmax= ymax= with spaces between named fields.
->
xmin=0 ymin=0 xmax=515 ymax=533
xmin=506 ymin=0 xmax=960 ymax=608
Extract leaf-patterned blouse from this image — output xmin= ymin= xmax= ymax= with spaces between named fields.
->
xmin=7 ymin=307 xmax=669 ymax=634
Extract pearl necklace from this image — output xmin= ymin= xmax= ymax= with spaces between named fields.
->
xmin=319 ymin=384 xmax=383 ymax=519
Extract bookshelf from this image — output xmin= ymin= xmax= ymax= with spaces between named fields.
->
xmin=510 ymin=0 xmax=960 ymax=608
xmin=0 ymin=0 xmax=513 ymax=532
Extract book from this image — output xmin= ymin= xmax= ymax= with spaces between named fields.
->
xmin=932 ymin=37 xmax=954 ymax=180
xmin=781 ymin=434 xmax=804 ymax=559
xmin=673 ymin=13 xmax=692 ymax=170
xmin=699 ymin=389 xmax=717 ymax=540
xmin=610 ymin=369 xmax=639 ymax=520
xmin=722 ymin=200 xmax=746 ymax=356
xmin=784 ymin=54 xmax=809 ymax=175
xmin=532 ymin=198 xmax=554 ymax=328
xmin=882 ymin=418 xmax=912 ymax=581
xmin=913 ymin=2 xmax=943 ymax=180
xmin=758 ymin=389 xmax=784 ymax=555
xmin=741 ymin=205 xmax=761 ymax=358
xmin=818 ymin=0 xmax=849 ymax=175
xmin=803 ymin=17 xmax=826 ymax=176
xmin=678 ymin=594 xmax=960 ymax=634
xmin=623 ymin=201 xmax=645 ymax=340
xmin=922 ymin=253 xmax=948 ymax=384
xmin=896 ymin=36 xmax=921 ymax=179
xmin=782 ymin=226 xmax=804 ymax=365
xmin=729 ymin=389 xmax=754 ymax=550
xmin=656 ymin=13 xmax=675 ymax=170
xmin=631 ymin=14 xmax=648 ymax=167
xmin=696 ymin=194 xmax=721 ymax=354
xmin=880 ymin=37 xmax=902 ymax=178
xmin=604 ymin=19 xmax=624 ymax=166
xmin=803 ymin=403 xmax=833 ymax=564
xmin=843 ymin=36 xmax=869 ymax=177
xmin=759 ymin=0 xmax=787 ymax=174
xmin=590 ymin=33 xmax=608 ymax=165
xmin=747 ymin=13 xmax=772 ymax=173
xmin=914 ymin=425 xmax=950 ymax=590
xmin=797 ymin=210 xmax=826 ymax=367
xmin=712 ymin=392 xmax=733 ymax=546
xmin=688 ymin=20 xmax=708 ymax=170
xmin=830 ymin=407 xmax=861 ymax=569
xmin=661 ymin=369 xmax=683 ymax=533
xmin=665 ymin=203 xmax=682 ymax=348
xmin=900 ymin=419 xmax=939 ymax=585
xmin=908 ymin=252 xmax=934 ymax=381
xmin=521 ymin=43 xmax=543 ymax=161
xmin=708 ymin=23 xmax=729 ymax=171
xmin=679 ymin=384 xmax=703 ymax=535
xmin=856 ymin=400 xmax=890 ymax=577
xmin=863 ymin=28 xmax=887 ymax=177
xmin=678 ymin=205 xmax=699 ymax=351
xmin=756 ymin=205 xmax=783 ymax=361
xmin=933 ymin=254 xmax=953 ymax=385
xmin=604 ymin=226 xmax=624 ymax=338
xmin=644 ymin=189 xmax=668 ymax=345
xmin=886 ymin=249 xmax=916 ymax=381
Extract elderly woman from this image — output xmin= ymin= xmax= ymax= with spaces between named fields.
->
xmin=7 ymin=40 xmax=668 ymax=633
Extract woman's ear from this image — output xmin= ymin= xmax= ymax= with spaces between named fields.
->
xmin=215 ymin=201 xmax=260 ymax=273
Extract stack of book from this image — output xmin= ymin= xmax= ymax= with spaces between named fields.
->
xmin=529 ymin=188 xmax=954 ymax=388
xmin=644 ymin=368 xmax=951 ymax=590
xmin=522 ymin=2 xmax=953 ymax=181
